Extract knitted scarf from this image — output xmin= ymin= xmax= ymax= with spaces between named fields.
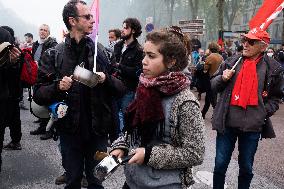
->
xmin=230 ymin=56 xmax=262 ymax=109
xmin=125 ymin=72 xmax=190 ymax=130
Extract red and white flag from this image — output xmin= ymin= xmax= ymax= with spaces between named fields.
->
xmin=249 ymin=0 xmax=284 ymax=31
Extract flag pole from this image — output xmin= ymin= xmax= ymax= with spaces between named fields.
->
xmin=93 ymin=35 xmax=98 ymax=73
xmin=89 ymin=0 xmax=99 ymax=73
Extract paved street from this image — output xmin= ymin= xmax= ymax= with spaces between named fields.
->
xmin=0 ymin=92 xmax=283 ymax=189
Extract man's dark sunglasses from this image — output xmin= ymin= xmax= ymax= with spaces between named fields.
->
xmin=77 ymin=14 xmax=93 ymax=20
xmin=240 ymin=37 xmax=263 ymax=46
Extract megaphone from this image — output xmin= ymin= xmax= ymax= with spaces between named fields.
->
xmin=30 ymin=100 xmax=50 ymax=119
xmin=46 ymin=102 xmax=68 ymax=131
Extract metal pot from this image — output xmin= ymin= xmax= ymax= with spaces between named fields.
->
xmin=73 ymin=62 xmax=100 ymax=88
xmin=94 ymin=154 xmax=133 ymax=181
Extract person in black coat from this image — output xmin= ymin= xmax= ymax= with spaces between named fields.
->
xmin=33 ymin=1 xmax=125 ymax=188
xmin=113 ymin=17 xmax=143 ymax=133
xmin=0 ymin=26 xmax=23 ymax=151
xmin=0 ymin=26 xmax=21 ymax=171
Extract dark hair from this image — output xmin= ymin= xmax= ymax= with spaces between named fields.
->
xmin=1 ymin=26 xmax=15 ymax=43
xmin=123 ymin=18 xmax=142 ymax=38
xmin=267 ymin=47 xmax=275 ymax=52
xmin=191 ymin=38 xmax=201 ymax=51
xmin=108 ymin=29 xmax=121 ymax=38
xmin=208 ymin=42 xmax=220 ymax=53
xmin=63 ymin=0 xmax=86 ymax=30
xmin=24 ymin=33 xmax=33 ymax=39
xmin=145 ymin=30 xmax=190 ymax=72
xmin=1 ymin=26 xmax=14 ymax=38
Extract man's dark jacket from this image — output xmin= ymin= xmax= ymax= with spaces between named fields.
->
xmin=33 ymin=36 xmax=125 ymax=136
xmin=211 ymin=54 xmax=284 ymax=137
xmin=32 ymin=37 xmax=58 ymax=60
xmin=113 ymin=39 xmax=143 ymax=91
xmin=0 ymin=27 xmax=21 ymax=102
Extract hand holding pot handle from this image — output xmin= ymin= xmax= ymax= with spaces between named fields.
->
xmin=95 ymin=72 xmax=106 ymax=83
xmin=110 ymin=149 xmax=124 ymax=158
xmin=59 ymin=75 xmax=73 ymax=91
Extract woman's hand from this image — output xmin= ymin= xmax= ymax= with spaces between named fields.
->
xmin=110 ymin=149 xmax=125 ymax=158
xmin=128 ymin=148 xmax=145 ymax=165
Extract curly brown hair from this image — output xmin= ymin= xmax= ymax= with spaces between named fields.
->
xmin=145 ymin=30 xmax=190 ymax=72
xmin=123 ymin=18 xmax=142 ymax=38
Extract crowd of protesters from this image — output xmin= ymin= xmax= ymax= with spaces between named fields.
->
xmin=0 ymin=0 xmax=284 ymax=189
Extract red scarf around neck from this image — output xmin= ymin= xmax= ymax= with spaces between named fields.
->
xmin=230 ymin=56 xmax=262 ymax=109
xmin=125 ymin=72 xmax=190 ymax=129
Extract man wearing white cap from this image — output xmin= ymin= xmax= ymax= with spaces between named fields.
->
xmin=211 ymin=29 xmax=284 ymax=189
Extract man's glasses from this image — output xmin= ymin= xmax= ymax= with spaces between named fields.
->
xmin=77 ymin=14 xmax=93 ymax=20
xmin=241 ymin=37 xmax=263 ymax=46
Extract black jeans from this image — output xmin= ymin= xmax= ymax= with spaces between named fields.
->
xmin=201 ymin=89 xmax=216 ymax=118
xmin=0 ymin=101 xmax=9 ymax=171
xmin=60 ymin=133 xmax=108 ymax=189
xmin=0 ymin=125 xmax=4 ymax=171
xmin=5 ymin=99 xmax=21 ymax=143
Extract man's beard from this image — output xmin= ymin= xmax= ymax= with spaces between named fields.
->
xmin=121 ymin=33 xmax=132 ymax=41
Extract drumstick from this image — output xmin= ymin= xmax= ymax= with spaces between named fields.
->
xmin=231 ymin=56 xmax=242 ymax=71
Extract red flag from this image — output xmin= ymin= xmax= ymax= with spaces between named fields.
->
xmin=217 ymin=38 xmax=224 ymax=48
xmin=249 ymin=0 xmax=284 ymax=30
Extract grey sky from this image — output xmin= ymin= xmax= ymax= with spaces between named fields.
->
xmin=1 ymin=0 xmax=69 ymax=41
xmin=1 ymin=0 xmax=135 ymax=46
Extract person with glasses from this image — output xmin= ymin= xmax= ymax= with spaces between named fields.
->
xmin=33 ymin=1 xmax=125 ymax=188
xmin=211 ymin=30 xmax=284 ymax=189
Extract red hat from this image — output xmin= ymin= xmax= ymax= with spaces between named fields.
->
xmin=243 ymin=29 xmax=270 ymax=44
